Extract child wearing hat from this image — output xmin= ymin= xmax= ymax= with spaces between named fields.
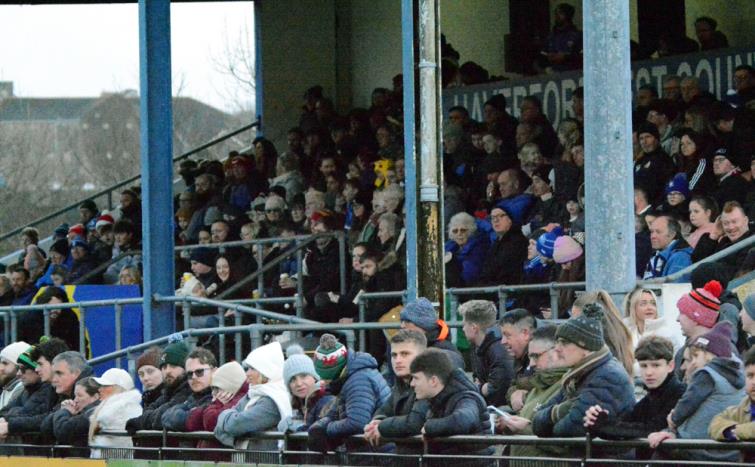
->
xmin=278 ymin=345 xmax=334 ymax=433
xmin=533 ymin=304 xmax=634 ymax=440
xmin=673 ymin=280 xmax=730 ymax=381
xmin=709 ymin=347 xmax=755 ymax=462
xmin=307 ymin=334 xmax=391 ymax=453
xmin=648 ymin=321 xmax=745 ymax=461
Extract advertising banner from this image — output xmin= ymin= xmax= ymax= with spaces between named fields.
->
xmin=442 ymin=47 xmax=755 ymax=127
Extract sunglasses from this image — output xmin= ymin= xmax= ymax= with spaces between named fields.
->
xmin=241 ymin=362 xmax=253 ymax=372
xmin=186 ymin=367 xmax=213 ymax=379
xmin=265 ymin=208 xmax=282 ymax=214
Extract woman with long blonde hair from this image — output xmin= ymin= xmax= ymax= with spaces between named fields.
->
xmin=622 ymin=287 xmax=684 ymax=352
xmin=571 ymin=290 xmax=635 ymax=375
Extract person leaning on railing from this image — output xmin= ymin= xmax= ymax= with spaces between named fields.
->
xmin=51 ymin=376 xmax=100 ymax=449
xmin=709 ymin=346 xmax=755 ymax=463
xmin=532 ymin=304 xmax=635 ymax=451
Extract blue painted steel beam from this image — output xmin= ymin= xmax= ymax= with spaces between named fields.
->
xmin=254 ymin=0 xmax=264 ymax=135
xmin=583 ymin=1 xmax=636 ymax=293
xmin=402 ymin=0 xmax=418 ymax=302
xmin=138 ymin=0 xmax=176 ymax=340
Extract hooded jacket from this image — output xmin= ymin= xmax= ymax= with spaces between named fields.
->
xmin=312 ymin=351 xmax=391 ymax=442
xmin=643 ymin=238 xmax=693 ymax=282
xmin=471 ymin=326 xmax=514 ymax=406
xmin=426 ymin=321 xmax=465 ymax=370
xmin=89 ymin=389 xmax=143 ymax=458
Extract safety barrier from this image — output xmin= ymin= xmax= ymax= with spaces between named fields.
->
xmin=2 ymin=430 xmax=753 ymax=465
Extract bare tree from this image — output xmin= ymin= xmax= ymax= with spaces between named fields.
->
xmin=210 ymin=20 xmax=256 ymax=117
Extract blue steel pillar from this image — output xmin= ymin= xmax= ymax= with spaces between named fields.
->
xmin=139 ymin=0 xmax=176 ymax=340
xmin=254 ymin=0 xmax=264 ymax=135
xmin=583 ymin=1 xmax=636 ymax=294
xmin=402 ymin=0 xmax=418 ymax=302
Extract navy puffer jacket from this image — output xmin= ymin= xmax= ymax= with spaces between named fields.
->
xmin=532 ymin=349 xmax=634 ymax=437
xmin=319 ymin=351 xmax=391 ymax=440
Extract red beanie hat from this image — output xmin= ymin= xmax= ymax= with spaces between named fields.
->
xmin=677 ymin=280 xmax=722 ymax=329
xmin=68 ymin=224 xmax=85 ymax=237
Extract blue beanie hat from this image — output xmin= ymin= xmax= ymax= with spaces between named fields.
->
xmin=54 ymin=223 xmax=70 ymax=238
xmin=400 ymin=297 xmax=438 ymax=331
xmin=283 ymin=347 xmax=320 ymax=389
xmin=536 ymin=227 xmax=563 ymax=259
xmin=744 ymin=293 xmax=755 ymax=322
xmin=664 ymin=173 xmax=690 ymax=198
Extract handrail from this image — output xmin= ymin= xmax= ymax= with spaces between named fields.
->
xmin=91 ymin=430 xmax=755 ymax=455
xmin=0 ymin=120 xmax=259 ymax=243
xmin=641 ymin=234 xmax=755 ymax=284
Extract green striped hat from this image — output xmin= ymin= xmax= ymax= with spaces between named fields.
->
xmin=17 ymin=345 xmax=38 ymax=370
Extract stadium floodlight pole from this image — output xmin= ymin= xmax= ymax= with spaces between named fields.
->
xmin=401 ymin=0 xmax=418 ymax=302
xmin=583 ymin=1 xmax=636 ymax=298
xmin=138 ymin=0 xmax=176 ymax=340
xmin=416 ymin=0 xmax=445 ymax=308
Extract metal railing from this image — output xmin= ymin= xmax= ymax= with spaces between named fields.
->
xmin=5 ymin=430 xmax=752 ymax=465
xmin=0 ymin=120 xmax=260 ymax=259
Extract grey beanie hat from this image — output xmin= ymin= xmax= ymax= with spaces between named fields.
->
xmin=744 ymin=293 xmax=755 ymax=322
xmin=400 ymin=297 xmax=438 ymax=331
xmin=556 ymin=303 xmax=605 ymax=351
xmin=283 ymin=348 xmax=319 ymax=388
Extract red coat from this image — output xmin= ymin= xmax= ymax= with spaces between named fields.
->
xmin=186 ymin=382 xmax=249 ymax=449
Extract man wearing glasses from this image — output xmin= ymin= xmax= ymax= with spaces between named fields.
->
xmin=162 ymin=348 xmax=217 ymax=431
xmin=496 ymin=325 xmax=569 ymax=460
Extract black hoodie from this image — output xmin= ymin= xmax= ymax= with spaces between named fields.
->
xmin=126 ymin=376 xmax=192 ymax=433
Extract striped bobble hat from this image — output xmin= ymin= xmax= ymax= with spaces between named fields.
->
xmin=17 ymin=344 xmax=38 ymax=370
xmin=677 ymin=280 xmax=722 ymax=329
xmin=314 ymin=334 xmax=348 ymax=381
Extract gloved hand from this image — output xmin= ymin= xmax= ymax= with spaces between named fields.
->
xmin=307 ymin=418 xmax=331 ymax=453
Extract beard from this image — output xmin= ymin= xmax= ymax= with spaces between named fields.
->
xmin=0 ymin=371 xmax=14 ymax=386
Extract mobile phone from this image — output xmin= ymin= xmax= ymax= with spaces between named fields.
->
xmin=487 ymin=405 xmax=511 ymax=420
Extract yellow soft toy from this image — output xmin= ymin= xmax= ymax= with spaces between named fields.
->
xmin=373 ymin=158 xmax=394 ymax=188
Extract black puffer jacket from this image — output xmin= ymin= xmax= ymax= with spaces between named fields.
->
xmin=374 ymin=378 xmax=429 ymax=439
xmin=126 ymin=377 xmax=192 ymax=432
xmin=423 ymin=368 xmax=493 ymax=460
xmin=477 ymin=229 xmax=528 ymax=287
xmin=2 ymin=381 xmax=57 ymax=435
xmin=52 ymin=401 xmax=100 ymax=446
xmin=471 ymin=327 xmax=514 ymax=406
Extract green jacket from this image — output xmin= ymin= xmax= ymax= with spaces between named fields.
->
xmin=510 ymin=366 xmax=568 ymax=458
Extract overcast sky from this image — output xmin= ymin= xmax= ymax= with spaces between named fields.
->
xmin=0 ymin=2 xmax=255 ymax=114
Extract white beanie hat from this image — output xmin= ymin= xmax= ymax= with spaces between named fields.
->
xmin=1 ymin=341 xmax=30 ymax=365
xmin=243 ymin=341 xmax=284 ymax=382
xmin=212 ymin=361 xmax=246 ymax=394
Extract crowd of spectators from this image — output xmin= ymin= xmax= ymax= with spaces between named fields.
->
xmin=0 ymin=9 xmax=752 ymax=463
xmin=0 ymin=289 xmax=753 ymax=461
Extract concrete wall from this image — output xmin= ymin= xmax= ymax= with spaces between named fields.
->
xmin=258 ymin=0 xmax=337 ymax=145
xmin=440 ymin=0 xmax=509 ymax=77
xmin=344 ymin=0 xmax=402 ymax=109
xmin=685 ymin=0 xmax=755 ymax=49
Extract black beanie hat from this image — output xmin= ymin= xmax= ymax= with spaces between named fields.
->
xmin=638 ymin=121 xmax=660 ymax=140
xmin=50 ymin=239 xmax=69 ymax=257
